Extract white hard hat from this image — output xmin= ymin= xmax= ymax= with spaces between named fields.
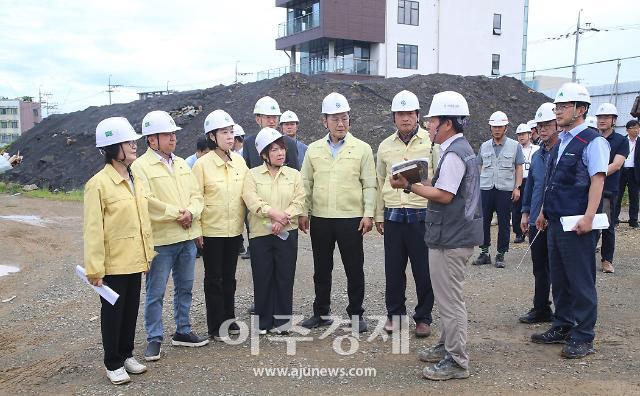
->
xmin=254 ymin=96 xmax=282 ymax=116
xmin=141 ymin=110 xmax=181 ymax=136
xmin=554 ymin=82 xmax=591 ymax=104
xmin=488 ymin=111 xmax=509 ymax=126
xmin=322 ymin=92 xmax=351 ymax=114
xmin=426 ymin=91 xmax=470 ymax=117
xmin=534 ymin=103 xmax=556 ymax=123
xmin=595 ymin=102 xmax=618 ymax=116
xmin=255 ymin=127 xmax=283 ymax=154
xmin=391 ymin=90 xmax=420 ymax=112
xmin=516 ymin=123 xmax=532 ymax=134
xmin=233 ymin=124 xmax=245 ymax=137
xmin=95 ymin=117 xmax=141 ymax=148
xmin=527 ymin=120 xmax=537 ymax=129
xmin=204 ymin=110 xmax=234 ymax=134
xmin=586 ymin=116 xmax=597 ymax=128
xmin=280 ymin=110 xmax=299 ymax=124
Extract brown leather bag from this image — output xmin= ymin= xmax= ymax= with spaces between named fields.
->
xmin=631 ymin=95 xmax=640 ymax=118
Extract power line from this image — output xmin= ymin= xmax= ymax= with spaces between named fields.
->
xmin=502 ymin=55 xmax=640 ymax=77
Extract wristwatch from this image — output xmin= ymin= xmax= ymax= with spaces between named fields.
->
xmin=403 ymin=183 xmax=413 ymax=194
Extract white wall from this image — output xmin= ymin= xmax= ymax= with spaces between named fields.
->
xmin=377 ymin=0 xmax=524 ymax=78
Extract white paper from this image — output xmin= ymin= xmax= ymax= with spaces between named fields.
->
xmin=75 ymin=265 xmax=120 ymax=305
xmin=268 ymin=223 xmax=290 ymax=240
xmin=560 ymin=213 xmax=609 ymax=232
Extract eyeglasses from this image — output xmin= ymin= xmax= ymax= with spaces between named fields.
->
xmin=554 ymin=104 xmax=574 ymax=113
xmin=537 ymin=121 xmax=556 ymax=131
xmin=328 ymin=115 xmax=349 ymax=125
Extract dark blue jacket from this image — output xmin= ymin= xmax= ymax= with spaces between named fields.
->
xmin=521 ymin=144 xmax=552 ymax=225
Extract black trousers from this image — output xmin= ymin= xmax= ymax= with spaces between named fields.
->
xmin=101 ymin=273 xmax=142 ymax=371
xmin=597 ymin=193 xmax=617 ymax=263
xmin=512 ymin=178 xmax=527 ymax=238
xmin=481 ymin=188 xmax=512 ymax=253
xmin=202 ymin=236 xmax=241 ymax=337
xmin=616 ymin=168 xmax=639 ymax=224
xmin=547 ymin=220 xmax=597 ymax=343
xmin=310 ymin=217 xmax=365 ymax=318
xmin=528 ymin=225 xmax=552 ymax=314
xmin=250 ymin=232 xmax=298 ymax=330
xmin=383 ymin=219 xmax=433 ymax=324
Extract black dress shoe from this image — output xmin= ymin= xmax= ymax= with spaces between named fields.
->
xmin=519 ymin=308 xmax=553 ymax=324
xmin=561 ymin=340 xmax=595 ymax=358
xmin=630 ymin=222 xmax=640 ymax=229
xmin=514 ymin=235 xmax=526 ymax=243
xmin=531 ymin=326 xmax=570 ymax=344
xmin=300 ymin=315 xmax=334 ymax=329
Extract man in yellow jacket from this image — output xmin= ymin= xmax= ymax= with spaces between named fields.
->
xmin=131 ymin=111 xmax=208 ymax=362
xmin=299 ymin=92 xmax=377 ymax=333
xmin=375 ymin=90 xmax=438 ymax=339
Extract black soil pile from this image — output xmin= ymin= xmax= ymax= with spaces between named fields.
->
xmin=2 ymin=73 xmax=550 ymax=190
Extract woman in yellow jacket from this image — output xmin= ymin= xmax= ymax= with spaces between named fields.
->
xmin=242 ymin=128 xmax=305 ymax=333
xmin=84 ymin=117 xmax=156 ymax=385
xmin=192 ymin=110 xmax=249 ymax=340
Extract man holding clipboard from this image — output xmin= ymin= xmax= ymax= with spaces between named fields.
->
xmin=533 ymin=83 xmax=610 ymax=359
xmin=375 ymin=90 xmax=438 ymax=338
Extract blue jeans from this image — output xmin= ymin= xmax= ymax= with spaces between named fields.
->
xmin=145 ymin=240 xmax=197 ymax=342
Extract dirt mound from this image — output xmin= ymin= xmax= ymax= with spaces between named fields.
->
xmin=2 ymin=73 xmax=550 ymax=190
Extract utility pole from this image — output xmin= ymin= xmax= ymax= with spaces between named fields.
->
xmin=235 ymin=61 xmax=239 ymax=84
xmin=571 ymin=9 xmax=582 ymax=82
xmin=166 ymin=81 xmax=170 ymax=95
xmin=107 ymin=75 xmax=122 ymax=105
xmin=38 ymin=85 xmax=57 ymax=117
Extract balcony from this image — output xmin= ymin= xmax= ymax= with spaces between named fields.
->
xmin=278 ymin=12 xmax=320 ymax=38
xmin=257 ymin=57 xmax=379 ymax=81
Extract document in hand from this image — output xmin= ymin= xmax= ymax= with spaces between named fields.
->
xmin=74 ymin=265 xmax=120 ymax=305
xmin=560 ymin=213 xmax=609 ymax=232
xmin=391 ymin=158 xmax=429 ymax=184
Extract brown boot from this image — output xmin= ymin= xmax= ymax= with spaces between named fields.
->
xmin=415 ymin=322 xmax=431 ymax=338
xmin=601 ymin=260 xmax=614 ymax=273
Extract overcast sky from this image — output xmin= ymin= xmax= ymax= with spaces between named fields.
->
xmin=1 ymin=0 xmax=637 ymax=115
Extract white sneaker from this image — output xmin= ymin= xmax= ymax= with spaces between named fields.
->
xmin=124 ymin=357 xmax=147 ymax=374
xmin=106 ymin=367 xmax=131 ymax=385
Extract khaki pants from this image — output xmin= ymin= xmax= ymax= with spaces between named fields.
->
xmin=429 ymin=247 xmax=473 ymax=369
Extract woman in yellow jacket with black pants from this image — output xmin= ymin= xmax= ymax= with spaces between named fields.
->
xmin=84 ymin=117 xmax=156 ymax=385
xmin=242 ymin=128 xmax=305 ymax=333
xmin=193 ymin=110 xmax=249 ymax=340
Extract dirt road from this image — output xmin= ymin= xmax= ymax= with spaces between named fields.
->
xmin=1 ymin=194 xmax=639 ymax=395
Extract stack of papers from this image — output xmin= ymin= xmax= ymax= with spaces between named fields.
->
xmin=560 ymin=213 xmax=609 ymax=232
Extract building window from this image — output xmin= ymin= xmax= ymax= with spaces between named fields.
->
xmin=0 ymin=121 xmax=7 ymax=128
xmin=397 ymin=44 xmax=418 ymax=69
xmin=33 ymin=108 xmax=39 ymax=117
xmin=398 ymin=0 xmax=419 ymax=26
xmin=11 ymin=121 xmax=18 ymax=128
xmin=493 ymin=13 xmax=502 ymax=35
xmin=492 ymin=54 xmax=500 ymax=75
xmin=0 ymin=108 xmax=6 ymax=115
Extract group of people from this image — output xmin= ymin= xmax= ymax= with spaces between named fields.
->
xmin=83 ymin=81 xmax=636 ymax=385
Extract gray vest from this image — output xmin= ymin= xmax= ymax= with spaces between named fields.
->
xmin=425 ymin=136 xmax=483 ymax=249
xmin=479 ymin=137 xmax=519 ymax=191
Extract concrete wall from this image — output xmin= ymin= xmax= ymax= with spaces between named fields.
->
xmin=378 ymin=0 xmax=524 ymax=78
xmin=19 ymin=101 xmax=42 ymax=133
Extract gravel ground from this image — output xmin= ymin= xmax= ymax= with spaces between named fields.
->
xmin=1 ymin=194 xmax=639 ymax=395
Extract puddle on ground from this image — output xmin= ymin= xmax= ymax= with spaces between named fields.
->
xmin=0 ymin=265 xmax=20 ymax=277
xmin=0 ymin=215 xmax=53 ymax=227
